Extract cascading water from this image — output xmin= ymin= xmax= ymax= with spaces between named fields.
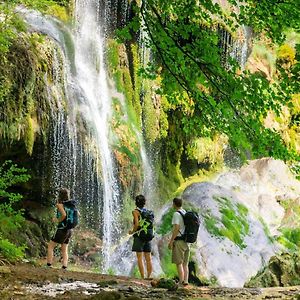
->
xmin=19 ymin=2 xmax=122 ymax=271
xmin=73 ymin=0 xmax=121 ymax=272
xmin=19 ymin=0 xmax=159 ymax=274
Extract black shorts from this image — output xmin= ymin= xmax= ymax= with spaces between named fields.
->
xmin=132 ymin=235 xmax=151 ymax=252
xmin=51 ymin=228 xmax=72 ymax=244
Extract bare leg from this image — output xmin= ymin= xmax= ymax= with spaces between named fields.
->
xmin=61 ymin=243 xmax=69 ymax=267
xmin=144 ymin=252 xmax=152 ymax=278
xmin=183 ymin=262 xmax=189 ymax=284
xmin=47 ymin=241 xmax=57 ymax=265
xmin=136 ymin=252 xmax=144 ymax=279
xmin=176 ymin=263 xmax=184 ymax=283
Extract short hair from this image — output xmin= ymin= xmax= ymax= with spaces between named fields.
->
xmin=58 ymin=188 xmax=70 ymax=203
xmin=135 ymin=194 xmax=146 ymax=209
xmin=173 ymin=197 xmax=182 ymax=208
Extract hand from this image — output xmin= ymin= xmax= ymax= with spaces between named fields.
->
xmin=52 ymin=217 xmax=58 ymax=223
xmin=128 ymin=229 xmax=134 ymax=235
xmin=168 ymin=240 xmax=173 ymax=250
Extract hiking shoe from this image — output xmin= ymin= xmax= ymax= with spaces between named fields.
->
xmin=62 ymin=266 xmax=67 ymax=270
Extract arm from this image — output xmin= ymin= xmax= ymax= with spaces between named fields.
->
xmin=129 ymin=209 xmax=140 ymax=234
xmin=53 ymin=203 xmax=67 ymax=223
xmin=168 ymin=224 xmax=180 ymax=249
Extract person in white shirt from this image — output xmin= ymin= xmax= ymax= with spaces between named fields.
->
xmin=168 ymin=197 xmax=190 ymax=286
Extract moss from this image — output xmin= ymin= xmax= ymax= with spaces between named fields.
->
xmin=143 ymin=90 xmax=159 ymax=143
xmin=24 ymin=115 xmax=35 ymax=155
xmin=277 ymin=198 xmax=300 ymax=251
xmin=176 ymin=164 xmax=224 ymax=196
xmin=277 ymin=229 xmax=300 ymax=252
xmin=107 ymin=39 xmax=119 ymax=71
xmin=46 ymin=4 xmax=70 ymax=22
xmin=203 ymin=196 xmax=249 ymax=249
xmin=130 ymin=44 xmax=142 ymax=120
xmin=119 ymin=192 xmax=136 ymax=232
xmin=246 ymin=252 xmax=300 ymax=287
xmin=157 ymin=157 xmax=184 ymax=204
xmin=106 ymin=39 xmax=142 ymax=129
xmin=0 ymin=30 xmax=66 ymax=154
xmin=111 ymin=98 xmax=143 ymax=189
xmin=185 ymin=134 xmax=228 ymax=167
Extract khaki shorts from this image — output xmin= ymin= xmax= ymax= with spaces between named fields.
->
xmin=172 ymin=240 xmax=190 ymax=265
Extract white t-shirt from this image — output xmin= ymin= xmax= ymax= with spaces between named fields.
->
xmin=172 ymin=209 xmax=186 ymax=237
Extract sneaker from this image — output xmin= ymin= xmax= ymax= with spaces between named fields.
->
xmin=182 ymin=282 xmax=189 ymax=287
xmin=62 ymin=266 xmax=67 ymax=270
xmin=46 ymin=263 xmax=52 ymax=268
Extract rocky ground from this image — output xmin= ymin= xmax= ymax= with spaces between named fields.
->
xmin=1 ymin=263 xmax=300 ymax=300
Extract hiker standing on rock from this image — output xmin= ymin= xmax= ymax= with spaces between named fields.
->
xmin=129 ymin=194 xmax=154 ymax=279
xmin=46 ymin=188 xmax=78 ymax=270
xmin=168 ymin=197 xmax=190 ymax=286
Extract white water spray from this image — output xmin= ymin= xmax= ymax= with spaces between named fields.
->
xmin=74 ymin=0 xmax=120 ymax=272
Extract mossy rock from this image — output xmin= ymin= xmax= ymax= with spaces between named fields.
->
xmin=152 ymin=278 xmax=178 ymax=291
xmin=246 ymin=252 xmax=300 ymax=287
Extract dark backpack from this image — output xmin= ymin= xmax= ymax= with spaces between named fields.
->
xmin=136 ymin=208 xmax=154 ymax=242
xmin=178 ymin=210 xmax=200 ymax=243
xmin=63 ymin=200 xmax=79 ymax=229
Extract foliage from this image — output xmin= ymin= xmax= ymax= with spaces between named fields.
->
xmin=0 ymin=161 xmax=30 ymax=262
xmin=0 ymin=238 xmax=26 ymax=262
xmin=122 ymin=0 xmax=300 ymax=162
xmin=0 ymin=3 xmax=26 ymax=55
xmin=156 ymin=207 xmax=175 ymax=235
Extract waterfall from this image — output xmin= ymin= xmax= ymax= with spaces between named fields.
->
xmin=18 ymin=0 xmax=159 ymax=274
xmin=217 ymin=25 xmax=252 ymax=69
xmin=73 ymin=0 xmax=121 ymax=272
xmin=19 ymin=2 xmax=121 ymax=272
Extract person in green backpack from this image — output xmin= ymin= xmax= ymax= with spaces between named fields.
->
xmin=46 ymin=188 xmax=73 ymax=270
xmin=129 ymin=194 xmax=153 ymax=279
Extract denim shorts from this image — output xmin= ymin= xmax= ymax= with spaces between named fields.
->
xmin=132 ymin=235 xmax=151 ymax=252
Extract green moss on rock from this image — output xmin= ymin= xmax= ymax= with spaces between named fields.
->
xmin=204 ymin=196 xmax=249 ymax=249
xmin=246 ymin=252 xmax=300 ymax=287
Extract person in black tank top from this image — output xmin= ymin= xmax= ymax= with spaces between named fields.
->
xmin=46 ymin=188 xmax=72 ymax=270
xmin=129 ymin=195 xmax=153 ymax=279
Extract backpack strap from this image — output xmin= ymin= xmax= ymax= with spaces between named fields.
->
xmin=136 ymin=207 xmax=147 ymax=216
xmin=175 ymin=210 xmax=185 ymax=237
